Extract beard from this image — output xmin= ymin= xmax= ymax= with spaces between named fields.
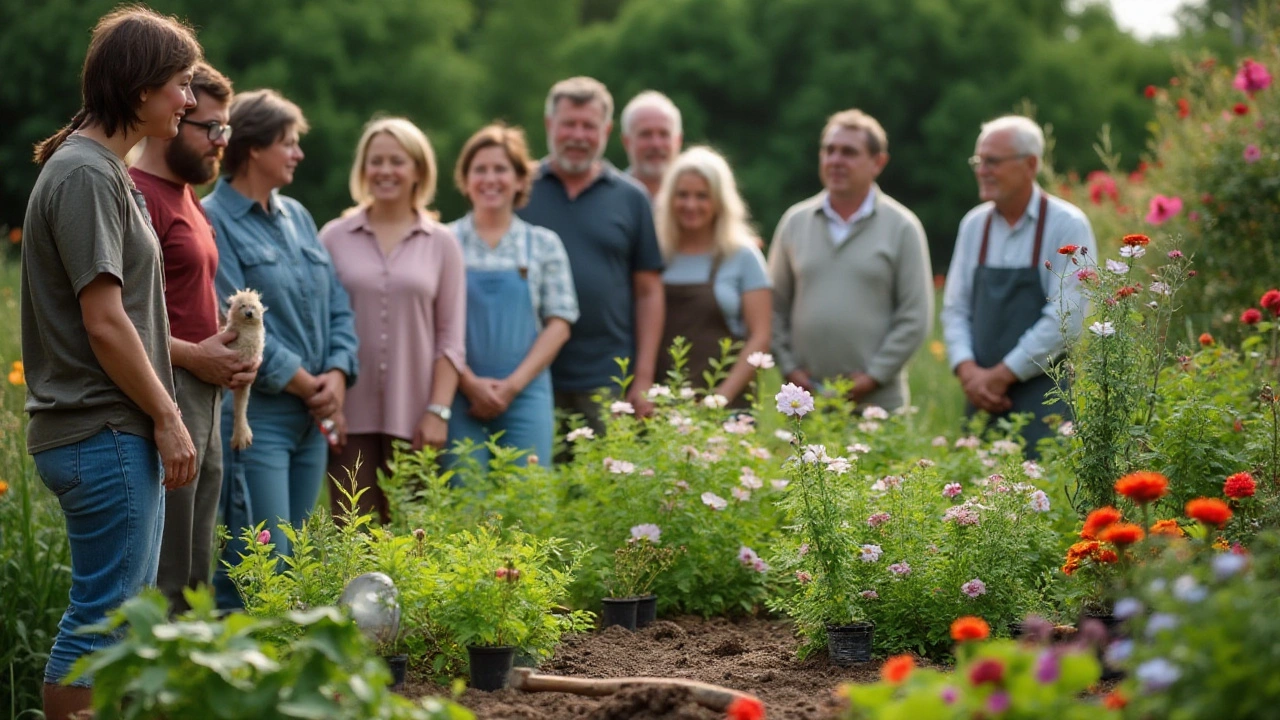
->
xmin=166 ymin=133 xmax=220 ymax=185
xmin=633 ymin=157 xmax=668 ymax=181
xmin=550 ymin=139 xmax=601 ymax=175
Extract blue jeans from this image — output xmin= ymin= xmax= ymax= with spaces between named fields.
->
xmin=213 ymin=393 xmax=327 ymax=609
xmin=33 ymin=428 xmax=164 ymax=686
xmin=447 ymin=374 xmax=553 ymax=473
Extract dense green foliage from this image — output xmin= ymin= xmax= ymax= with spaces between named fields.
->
xmin=1 ymin=0 xmax=1184 ymax=267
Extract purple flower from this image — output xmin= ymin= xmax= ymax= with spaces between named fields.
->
xmin=859 ymin=544 xmax=883 ymax=562
xmin=1035 ymin=651 xmax=1061 ymax=683
xmin=1244 ymin=144 xmax=1263 ymax=163
xmin=1136 ymin=658 xmax=1181 ymax=691
xmin=860 ymin=589 xmax=879 ymax=600
xmin=961 ymin=578 xmax=987 ymax=598
xmin=943 ymin=483 xmax=963 ymax=498
xmin=987 ymin=691 xmax=1011 ymax=714
xmin=888 ymin=562 xmax=911 ymax=576
xmin=867 ymin=512 xmax=891 ymax=527
xmin=940 ymin=686 xmax=958 ymax=705
xmin=1028 ymin=490 xmax=1051 ymax=513
xmin=737 ymin=546 xmax=759 ymax=566
xmin=775 ymin=383 xmax=814 ymax=417
xmin=943 ymin=505 xmax=981 ymax=526
xmin=630 ymin=524 xmax=661 ymax=544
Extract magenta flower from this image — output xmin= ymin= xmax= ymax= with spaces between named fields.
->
xmin=940 ymin=686 xmax=958 ymax=705
xmin=867 ymin=512 xmax=891 ymax=527
xmin=987 ymin=691 xmax=1011 ymax=714
xmin=1146 ymin=195 xmax=1184 ymax=225
xmin=256 ymin=529 xmax=271 ymax=544
xmin=943 ymin=483 xmax=963 ymax=498
xmin=1234 ymin=58 xmax=1273 ymax=96
xmin=888 ymin=562 xmax=912 ymax=576
xmin=1244 ymin=144 xmax=1263 ymax=163
xmin=1035 ymin=651 xmax=1061 ymax=683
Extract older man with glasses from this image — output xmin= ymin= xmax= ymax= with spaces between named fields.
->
xmin=941 ymin=115 xmax=1097 ymax=458
xmin=129 ymin=62 xmax=259 ymax=613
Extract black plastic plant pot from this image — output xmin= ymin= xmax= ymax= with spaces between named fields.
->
xmin=635 ymin=595 xmax=658 ymax=628
xmin=383 ymin=653 xmax=408 ymax=691
xmin=1008 ymin=622 xmax=1025 ymax=639
xmin=601 ymin=597 xmax=639 ymax=631
xmin=826 ymin=621 xmax=875 ymax=665
xmin=467 ymin=645 xmax=516 ymax=691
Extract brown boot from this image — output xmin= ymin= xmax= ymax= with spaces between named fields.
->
xmin=42 ymin=682 xmax=93 ymax=720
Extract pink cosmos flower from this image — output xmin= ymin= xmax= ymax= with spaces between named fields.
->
xmin=257 ymin=529 xmax=271 ymax=544
xmin=1234 ymin=58 xmax=1273 ymax=96
xmin=932 ymin=436 xmax=948 ymax=447
xmin=1146 ymin=195 xmax=1184 ymax=225
xmin=943 ymin=505 xmax=981 ymax=526
xmin=943 ymin=483 xmax=963 ymax=498
xmin=1244 ymin=144 xmax=1262 ymax=163
xmin=867 ymin=512 xmax=892 ymax=527
xmin=731 ymin=487 xmax=752 ymax=502
xmin=739 ymin=469 xmax=763 ymax=489
xmin=796 ymin=571 xmax=812 ymax=584
xmin=859 ymin=544 xmax=884 ymax=562
xmin=1076 ymin=268 xmax=1098 ymax=283
xmin=961 ymin=578 xmax=987 ymax=598
xmin=889 ymin=562 xmax=912 ymax=576
xmin=630 ymin=524 xmax=661 ymax=543
xmin=701 ymin=492 xmax=728 ymax=510
xmin=775 ymin=383 xmax=814 ymax=417
xmin=770 ymin=479 xmax=790 ymax=490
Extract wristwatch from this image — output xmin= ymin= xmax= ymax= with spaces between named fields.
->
xmin=426 ymin=404 xmax=452 ymax=422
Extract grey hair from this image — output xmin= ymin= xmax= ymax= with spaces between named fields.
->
xmin=544 ymin=76 xmax=613 ymax=123
xmin=977 ymin=115 xmax=1044 ymax=170
xmin=621 ymin=90 xmax=683 ymax=137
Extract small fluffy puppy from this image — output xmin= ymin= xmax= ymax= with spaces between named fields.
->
xmin=223 ymin=289 xmax=266 ymax=450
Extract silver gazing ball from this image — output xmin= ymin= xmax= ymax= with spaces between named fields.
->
xmin=338 ymin=572 xmax=402 ymax=646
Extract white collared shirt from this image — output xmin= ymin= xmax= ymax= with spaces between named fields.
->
xmin=821 ymin=188 xmax=877 ymax=246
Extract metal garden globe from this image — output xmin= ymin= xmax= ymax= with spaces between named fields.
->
xmin=338 ymin=572 xmax=402 ymax=646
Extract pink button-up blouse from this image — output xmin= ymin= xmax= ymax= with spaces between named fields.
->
xmin=320 ymin=208 xmax=466 ymax=440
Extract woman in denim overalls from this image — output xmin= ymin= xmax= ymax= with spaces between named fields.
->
xmin=447 ymin=124 xmax=579 ymax=473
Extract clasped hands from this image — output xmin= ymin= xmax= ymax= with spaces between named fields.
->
xmin=955 ymin=360 xmax=1016 ymax=414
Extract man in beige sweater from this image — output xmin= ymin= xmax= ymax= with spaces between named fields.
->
xmin=767 ymin=109 xmax=933 ymax=411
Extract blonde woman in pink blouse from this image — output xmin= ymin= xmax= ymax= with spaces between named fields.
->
xmin=319 ymin=117 xmax=465 ymax=523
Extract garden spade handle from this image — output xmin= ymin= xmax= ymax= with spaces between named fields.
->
xmin=507 ymin=667 xmax=758 ymax=710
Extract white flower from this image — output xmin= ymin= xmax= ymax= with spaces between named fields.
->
xmin=603 ymin=457 xmax=635 ymax=474
xmin=932 ymin=435 xmax=949 ymax=447
xmin=630 ymin=524 xmax=661 ymax=543
xmin=737 ymin=546 xmax=758 ymax=565
xmin=801 ymin=444 xmax=830 ymax=464
xmin=747 ymin=446 xmax=772 ymax=460
xmin=731 ymin=487 xmax=752 ymax=501
xmin=859 ymin=544 xmax=883 ymax=562
xmin=1022 ymin=460 xmax=1043 ymax=479
xmin=703 ymin=394 xmax=728 ymax=409
xmin=1028 ymin=490 xmax=1051 ymax=513
xmin=669 ymin=414 xmax=693 ymax=428
xmin=1089 ymin=321 xmax=1116 ymax=337
xmin=1058 ymin=421 xmax=1075 ymax=436
xmin=739 ymin=469 xmax=763 ymax=489
xmin=1120 ymin=245 xmax=1146 ymax=258
xmin=646 ymin=385 xmax=672 ymax=399
xmin=846 ymin=443 xmax=872 ymax=456
xmin=700 ymin=492 xmax=728 ymax=510
xmin=566 ymin=427 xmax=596 ymax=442
xmin=991 ymin=439 xmax=1021 ymax=455
xmin=610 ymin=401 xmax=635 ymax=415
xmin=862 ymin=405 xmax=889 ymax=420
xmin=1149 ymin=281 xmax=1171 ymax=295
xmin=857 ymin=421 xmax=882 ymax=433
xmin=747 ymin=352 xmax=775 ymax=369
xmin=775 ymin=383 xmax=814 ymax=417
xmin=954 ymin=436 xmax=981 ymax=449
xmin=888 ymin=562 xmax=912 ymax=576
xmin=1106 ymin=259 xmax=1130 ymax=274
xmin=770 ymin=479 xmax=789 ymax=490
xmin=1212 ymin=553 xmax=1247 ymax=580
xmin=679 ymin=387 xmax=697 ymax=399
xmin=826 ymin=457 xmax=852 ymax=474
xmin=774 ymin=429 xmax=794 ymax=442
xmin=917 ymin=458 xmax=935 ymax=468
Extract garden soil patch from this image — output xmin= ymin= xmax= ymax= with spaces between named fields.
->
xmin=406 ymin=615 xmax=895 ymax=719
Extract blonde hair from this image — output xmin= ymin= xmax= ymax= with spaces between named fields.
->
xmin=821 ymin=108 xmax=888 ymax=156
xmin=347 ymin=116 xmax=438 ymax=211
xmin=654 ymin=146 xmax=756 ymax=260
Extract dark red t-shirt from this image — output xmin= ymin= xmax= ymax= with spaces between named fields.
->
xmin=129 ymin=168 xmax=221 ymax=343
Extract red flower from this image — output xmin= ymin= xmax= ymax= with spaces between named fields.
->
xmin=1087 ymin=171 xmax=1118 ymax=205
xmin=1095 ymin=548 xmax=1119 ymax=564
xmin=1241 ymin=308 xmax=1262 ymax=324
xmin=1100 ymin=522 xmax=1145 ymax=547
xmin=1224 ymin=471 xmax=1256 ymax=499
xmin=1144 ymin=84 xmax=1158 ymax=99
xmin=1115 ymin=285 xmax=1139 ymax=300
xmin=881 ymin=655 xmax=916 ymax=684
xmin=1177 ymin=98 xmax=1190 ymax=118
xmin=1122 ymin=234 xmax=1151 ymax=246
xmin=726 ymin=696 xmax=765 ymax=720
xmin=1058 ymin=244 xmax=1079 ymax=255
xmin=969 ymin=658 xmax=1005 ymax=686
xmin=1260 ymin=289 xmax=1280 ymax=315
xmin=1115 ymin=471 xmax=1169 ymax=504
xmin=1199 ymin=333 xmax=1215 ymax=346
xmin=1186 ymin=497 xmax=1233 ymax=526
xmin=1081 ymin=506 xmax=1123 ymax=539
xmin=1104 ymin=690 xmax=1129 ymax=710
xmin=1233 ymin=102 xmax=1250 ymax=116
xmin=951 ymin=616 xmax=990 ymax=642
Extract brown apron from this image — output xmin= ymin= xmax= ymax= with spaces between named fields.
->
xmin=656 ymin=255 xmax=742 ymax=404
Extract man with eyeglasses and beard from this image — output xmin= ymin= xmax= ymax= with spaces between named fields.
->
xmin=129 ymin=62 xmax=259 ymax=613
xmin=941 ymin=115 xmax=1096 ymax=458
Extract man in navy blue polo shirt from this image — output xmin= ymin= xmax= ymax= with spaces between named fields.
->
xmin=519 ymin=76 xmax=665 ymax=428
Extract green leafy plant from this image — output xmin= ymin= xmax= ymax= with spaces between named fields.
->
xmin=608 ymin=533 xmax=683 ymax=598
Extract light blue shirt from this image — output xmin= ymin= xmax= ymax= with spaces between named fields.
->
xmin=662 ymin=244 xmax=771 ymax=338
xmin=449 ymin=214 xmax=580 ymax=327
xmin=204 ymin=178 xmax=359 ymax=394
xmin=941 ymin=185 xmax=1097 ymax=381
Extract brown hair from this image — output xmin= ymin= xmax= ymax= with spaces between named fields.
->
xmin=191 ymin=61 xmax=233 ymax=105
xmin=222 ymin=89 xmax=309 ymax=178
xmin=821 ymin=108 xmax=888 ymax=156
xmin=34 ymin=5 xmax=202 ymax=165
xmin=453 ymin=123 xmax=535 ymax=209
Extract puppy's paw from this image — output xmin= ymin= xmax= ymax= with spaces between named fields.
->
xmin=231 ymin=424 xmax=253 ymax=451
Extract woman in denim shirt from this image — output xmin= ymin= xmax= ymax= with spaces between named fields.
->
xmin=203 ymin=90 xmax=358 ymax=608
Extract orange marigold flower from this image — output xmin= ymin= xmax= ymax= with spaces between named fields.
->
xmin=1066 ymin=540 xmax=1101 ymax=561
xmin=1061 ymin=560 xmax=1081 ymax=576
xmin=1187 ymin=497 xmax=1232 ymax=526
xmin=1081 ymin=506 xmax=1123 ymax=539
xmin=726 ymin=696 xmax=765 ymax=720
xmin=1122 ymin=234 xmax=1151 ymax=246
xmin=881 ymin=655 xmax=916 ymax=684
xmin=1150 ymin=519 xmax=1184 ymax=537
xmin=1100 ymin=522 xmax=1145 ymax=546
xmin=0 ymin=479 xmax=9 ymax=497
xmin=1095 ymin=549 xmax=1119 ymax=564
xmin=1115 ymin=285 xmax=1139 ymax=299
xmin=7 ymin=227 xmax=20 ymax=244
xmin=1058 ymin=244 xmax=1079 ymax=255
xmin=1213 ymin=536 xmax=1229 ymax=550
xmin=1115 ymin=471 xmax=1169 ymax=504
xmin=1103 ymin=690 xmax=1129 ymax=709
xmin=1224 ymin=471 xmax=1256 ymax=499
xmin=1199 ymin=333 xmax=1214 ymax=346
xmin=950 ymin=616 xmax=990 ymax=642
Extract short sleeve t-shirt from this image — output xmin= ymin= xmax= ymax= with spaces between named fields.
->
xmin=21 ymin=135 xmax=175 ymax=453
xmin=518 ymin=162 xmax=664 ymax=391
xmin=662 ymin=244 xmax=771 ymax=338
xmin=129 ymin=168 xmax=221 ymax=343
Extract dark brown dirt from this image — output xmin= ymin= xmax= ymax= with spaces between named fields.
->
xmin=405 ymin=616 xmax=894 ymax=720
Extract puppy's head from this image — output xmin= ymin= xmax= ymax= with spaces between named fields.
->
xmin=226 ymin=289 xmax=266 ymax=326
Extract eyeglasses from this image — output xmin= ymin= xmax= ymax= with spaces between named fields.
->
xmin=180 ymin=118 xmax=233 ymax=142
xmin=967 ymin=153 xmax=1028 ymax=170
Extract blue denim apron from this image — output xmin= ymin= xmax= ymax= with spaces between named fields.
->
xmin=968 ymin=194 xmax=1065 ymax=457
xmin=447 ymin=226 xmax=553 ymax=469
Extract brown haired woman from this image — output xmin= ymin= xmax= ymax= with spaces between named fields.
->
xmin=22 ymin=7 xmax=201 ymax=717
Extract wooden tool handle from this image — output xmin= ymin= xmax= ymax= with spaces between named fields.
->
xmin=507 ymin=668 xmax=757 ymax=711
